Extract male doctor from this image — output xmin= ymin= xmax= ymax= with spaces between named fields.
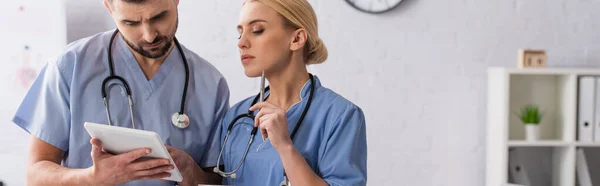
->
xmin=12 ymin=0 xmax=227 ymax=185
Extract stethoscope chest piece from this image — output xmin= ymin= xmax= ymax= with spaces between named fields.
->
xmin=171 ymin=112 xmax=190 ymax=129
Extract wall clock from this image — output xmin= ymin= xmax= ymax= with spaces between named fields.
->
xmin=345 ymin=0 xmax=404 ymax=14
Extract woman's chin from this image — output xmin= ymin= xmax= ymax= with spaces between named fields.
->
xmin=244 ymin=69 xmax=262 ymax=78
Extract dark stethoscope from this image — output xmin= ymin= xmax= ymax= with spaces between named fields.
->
xmin=213 ymin=74 xmax=315 ymax=186
xmin=102 ymin=29 xmax=191 ymax=129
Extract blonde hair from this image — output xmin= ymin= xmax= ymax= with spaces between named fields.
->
xmin=247 ymin=0 xmax=328 ymax=64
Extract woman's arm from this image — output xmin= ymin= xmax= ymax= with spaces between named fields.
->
xmin=278 ymin=144 xmax=328 ymax=186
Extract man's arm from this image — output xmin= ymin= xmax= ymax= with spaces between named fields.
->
xmin=26 ymin=136 xmax=92 ymax=186
xmin=28 ymin=136 xmax=176 ymax=186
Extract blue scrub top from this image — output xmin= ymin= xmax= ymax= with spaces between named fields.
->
xmin=12 ymin=29 xmax=230 ymax=186
xmin=221 ymin=75 xmax=367 ymax=186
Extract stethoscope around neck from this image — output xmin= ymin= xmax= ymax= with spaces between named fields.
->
xmin=102 ymin=29 xmax=191 ymax=129
xmin=213 ymin=74 xmax=315 ymax=186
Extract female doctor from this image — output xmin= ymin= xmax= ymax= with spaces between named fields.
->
xmin=215 ymin=0 xmax=367 ymax=185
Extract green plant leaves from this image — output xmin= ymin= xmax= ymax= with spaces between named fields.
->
xmin=519 ymin=105 xmax=543 ymax=124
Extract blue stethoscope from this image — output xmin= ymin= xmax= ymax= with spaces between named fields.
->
xmin=102 ymin=29 xmax=191 ymax=129
xmin=213 ymin=73 xmax=315 ymax=186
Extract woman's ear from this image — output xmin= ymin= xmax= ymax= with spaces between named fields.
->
xmin=289 ymin=28 xmax=308 ymax=52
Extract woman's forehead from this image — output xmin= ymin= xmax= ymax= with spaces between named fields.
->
xmin=238 ymin=1 xmax=281 ymax=26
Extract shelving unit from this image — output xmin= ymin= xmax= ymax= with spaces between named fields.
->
xmin=486 ymin=67 xmax=600 ymax=186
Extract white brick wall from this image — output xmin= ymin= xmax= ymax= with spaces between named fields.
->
xmin=4 ymin=0 xmax=596 ymax=185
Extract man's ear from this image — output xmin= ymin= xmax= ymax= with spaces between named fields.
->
xmin=103 ymin=0 xmax=113 ymax=14
xmin=290 ymin=28 xmax=308 ymax=52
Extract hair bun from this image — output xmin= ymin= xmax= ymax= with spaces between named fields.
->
xmin=307 ymin=38 xmax=328 ymax=64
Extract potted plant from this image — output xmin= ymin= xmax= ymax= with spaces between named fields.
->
xmin=518 ymin=105 xmax=543 ymax=141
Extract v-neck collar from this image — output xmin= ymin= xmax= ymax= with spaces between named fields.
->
xmin=115 ymin=34 xmax=179 ymax=100
xmin=258 ymin=75 xmax=321 ymax=116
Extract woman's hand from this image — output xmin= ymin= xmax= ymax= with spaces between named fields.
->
xmin=250 ymin=102 xmax=293 ymax=151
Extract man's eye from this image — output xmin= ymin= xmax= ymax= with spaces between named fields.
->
xmin=125 ymin=22 xmax=139 ymax=26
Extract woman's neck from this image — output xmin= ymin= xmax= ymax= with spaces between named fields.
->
xmin=265 ymin=62 xmax=309 ymax=111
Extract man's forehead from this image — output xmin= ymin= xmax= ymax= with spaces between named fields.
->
xmin=110 ymin=0 xmax=151 ymax=7
xmin=112 ymin=0 xmax=172 ymax=19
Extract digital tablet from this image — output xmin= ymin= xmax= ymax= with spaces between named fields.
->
xmin=84 ymin=122 xmax=183 ymax=182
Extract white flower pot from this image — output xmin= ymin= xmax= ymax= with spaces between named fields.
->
xmin=525 ymin=124 xmax=540 ymax=141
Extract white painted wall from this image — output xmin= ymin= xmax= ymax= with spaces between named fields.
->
xmin=2 ymin=0 xmax=600 ymax=185
xmin=0 ymin=1 xmax=67 ymax=186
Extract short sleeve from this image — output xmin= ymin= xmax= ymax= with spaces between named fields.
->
xmin=319 ymin=104 xmax=367 ymax=186
xmin=12 ymin=56 xmax=72 ymax=151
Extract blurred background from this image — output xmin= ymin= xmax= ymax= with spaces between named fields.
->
xmin=1 ymin=0 xmax=600 ymax=185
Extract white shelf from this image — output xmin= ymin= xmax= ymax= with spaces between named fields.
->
xmin=508 ymin=140 xmax=572 ymax=147
xmin=575 ymin=142 xmax=600 ymax=147
xmin=507 ymin=74 xmax=575 ymax=141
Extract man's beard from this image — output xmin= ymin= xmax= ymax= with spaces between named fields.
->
xmin=123 ymin=19 xmax=178 ymax=59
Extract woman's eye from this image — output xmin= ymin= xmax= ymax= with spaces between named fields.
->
xmin=252 ymin=30 xmax=264 ymax=34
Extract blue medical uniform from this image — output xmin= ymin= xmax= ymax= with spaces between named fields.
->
xmin=221 ymin=75 xmax=367 ymax=186
xmin=12 ymin=29 xmax=229 ymax=186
